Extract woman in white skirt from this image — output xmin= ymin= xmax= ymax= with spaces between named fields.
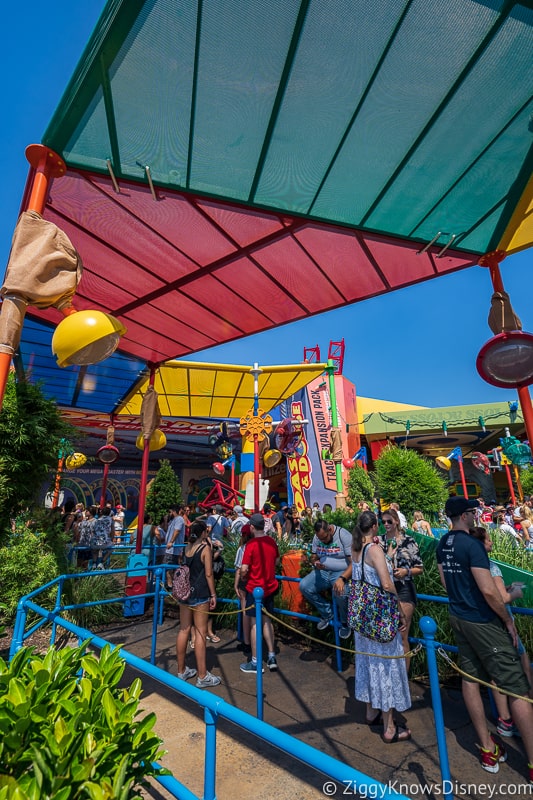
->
xmin=334 ymin=510 xmax=412 ymax=743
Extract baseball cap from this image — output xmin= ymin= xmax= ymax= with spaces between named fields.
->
xmin=249 ymin=513 xmax=264 ymax=528
xmin=240 ymin=523 xmax=252 ymax=537
xmin=444 ymin=497 xmax=479 ymax=517
xmin=233 ymin=505 xmax=243 ymax=514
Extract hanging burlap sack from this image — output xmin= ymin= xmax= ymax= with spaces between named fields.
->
xmin=488 ymin=290 xmax=522 ymax=334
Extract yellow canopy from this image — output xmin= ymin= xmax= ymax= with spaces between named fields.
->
xmin=118 ymin=360 xmax=329 ymax=419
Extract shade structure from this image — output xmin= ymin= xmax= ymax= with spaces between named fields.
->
xmin=118 ymin=360 xmax=329 ymax=419
xmin=7 ymin=0 xmax=533 ymax=408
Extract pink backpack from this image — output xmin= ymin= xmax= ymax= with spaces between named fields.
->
xmin=171 ymin=564 xmax=191 ymax=602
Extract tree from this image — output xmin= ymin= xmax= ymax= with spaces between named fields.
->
xmin=0 ymin=373 xmax=77 ymax=541
xmin=145 ymin=459 xmax=183 ymax=525
xmin=519 ymin=466 xmax=533 ymax=498
xmin=374 ymin=444 xmax=449 ymax=522
xmin=345 ymin=464 xmax=375 ymax=508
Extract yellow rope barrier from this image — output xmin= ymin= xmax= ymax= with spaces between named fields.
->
xmin=262 ymin=607 xmax=422 ymax=660
xmin=161 ymin=582 xmax=421 ymax=659
xmin=437 ymin=647 xmax=533 ymax=703
xmin=160 ymin=582 xmax=251 ymax=615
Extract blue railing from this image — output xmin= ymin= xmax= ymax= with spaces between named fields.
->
xmin=10 ymin=562 xmax=532 ymax=800
xmin=11 ymin=574 xmax=410 ymax=800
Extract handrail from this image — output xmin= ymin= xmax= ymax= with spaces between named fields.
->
xmin=14 ymin=594 xmax=411 ymax=800
xmin=11 ymin=562 xmax=532 ymax=800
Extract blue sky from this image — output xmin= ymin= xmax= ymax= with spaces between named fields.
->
xmin=1 ymin=2 xmax=531 ymax=410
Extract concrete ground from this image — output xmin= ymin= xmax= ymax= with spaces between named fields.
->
xmin=98 ymin=610 xmax=533 ymax=800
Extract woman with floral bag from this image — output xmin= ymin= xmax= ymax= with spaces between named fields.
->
xmin=334 ymin=510 xmax=411 ymax=743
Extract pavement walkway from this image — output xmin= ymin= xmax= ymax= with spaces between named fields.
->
xmin=98 ymin=611 xmax=533 ymax=800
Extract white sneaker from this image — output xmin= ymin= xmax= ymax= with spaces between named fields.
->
xmin=196 ymin=671 xmax=221 ymax=688
xmin=339 ymin=626 xmax=351 ymax=639
xmin=178 ymin=666 xmax=197 ymax=681
xmin=317 ymin=618 xmax=332 ymax=631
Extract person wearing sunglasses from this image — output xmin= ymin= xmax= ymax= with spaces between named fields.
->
xmin=381 ymin=508 xmax=423 ymax=671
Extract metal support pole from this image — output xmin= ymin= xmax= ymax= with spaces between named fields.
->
xmin=203 ymin=706 xmax=218 ymax=800
xmin=326 ymin=360 xmax=346 ymax=509
xmin=484 ymin=255 xmax=533 ymax=447
xmin=419 ymin=616 xmax=453 ymax=800
xmin=0 ymin=145 xmax=66 ymax=410
xmin=253 ymin=586 xmax=264 ymax=720
xmin=136 ymin=366 xmax=156 ymax=553
xmin=457 ymin=458 xmax=469 ymax=500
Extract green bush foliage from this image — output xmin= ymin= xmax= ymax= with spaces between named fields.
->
xmin=345 ymin=464 xmax=375 ymax=508
xmin=0 ymin=526 xmax=61 ymax=624
xmin=66 ymin=575 xmax=124 ymax=629
xmin=374 ymin=444 xmax=449 ymax=519
xmin=0 ymin=643 xmax=167 ymax=799
xmin=145 ymin=460 xmax=183 ymax=526
xmin=0 ymin=375 xmax=78 ymax=541
xmin=519 ymin=466 xmax=533 ymax=498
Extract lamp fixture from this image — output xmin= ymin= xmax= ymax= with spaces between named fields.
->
xmin=52 ymin=309 xmax=126 ymax=368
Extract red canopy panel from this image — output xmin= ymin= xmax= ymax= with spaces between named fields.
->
xmin=29 ymin=168 xmax=477 ymax=365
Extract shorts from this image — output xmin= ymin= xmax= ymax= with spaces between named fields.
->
xmin=245 ymin=589 xmax=277 ymax=618
xmin=182 ymin=596 xmax=210 ymax=608
xmin=449 ymin=614 xmax=529 ymax=696
xmin=394 ymin=580 xmax=417 ymax=605
xmin=163 ymin=553 xmax=180 ymax=565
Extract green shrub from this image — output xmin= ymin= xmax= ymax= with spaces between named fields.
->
xmin=0 ymin=374 xmax=78 ymax=540
xmin=66 ymin=575 xmax=124 ymax=629
xmin=374 ymin=444 xmax=449 ymax=519
xmin=0 ymin=643 xmax=167 ymax=799
xmin=0 ymin=527 xmax=60 ymax=625
xmin=519 ymin=467 xmax=533 ymax=497
xmin=346 ymin=464 xmax=375 ymax=508
xmin=145 ymin=460 xmax=183 ymax=525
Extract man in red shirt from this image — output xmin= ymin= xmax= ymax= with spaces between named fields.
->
xmin=239 ymin=513 xmax=280 ymax=673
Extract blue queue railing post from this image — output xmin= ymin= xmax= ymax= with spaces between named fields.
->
xmin=10 ymin=600 xmax=27 ymax=658
xmin=253 ymin=586 xmax=264 ymax=720
xmin=151 ymin=567 xmax=162 ymax=664
xmin=420 ymin=616 xmax=453 ymax=800
xmin=203 ymin=706 xmax=218 ymax=800
xmin=50 ymin=576 xmax=64 ymax=647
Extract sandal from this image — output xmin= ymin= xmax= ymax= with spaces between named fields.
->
xmin=365 ymin=711 xmax=383 ymax=727
xmin=206 ymin=635 xmax=221 ymax=643
xmin=381 ymin=725 xmax=411 ymax=744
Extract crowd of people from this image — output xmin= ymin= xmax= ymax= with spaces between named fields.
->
xmin=59 ymin=491 xmax=533 ymax=782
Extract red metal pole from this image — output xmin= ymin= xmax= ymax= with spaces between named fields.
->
xmin=504 ymin=463 xmax=516 ymax=506
xmin=135 ymin=368 xmax=156 ymax=553
xmin=0 ymin=145 xmax=66 ymax=410
xmin=100 ymin=462 xmax=110 ymax=510
xmin=482 ymin=252 xmax=533 ymax=448
xmin=517 ymin=385 xmax=533 ymax=448
xmin=457 ymin=458 xmax=469 ymax=500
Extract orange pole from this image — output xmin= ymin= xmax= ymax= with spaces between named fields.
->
xmin=504 ymin=463 xmax=516 ymax=506
xmin=457 ymin=458 xmax=469 ymax=500
xmin=482 ymin=252 xmax=533 ymax=448
xmin=51 ymin=456 xmax=65 ymax=509
xmin=0 ymin=145 xmax=66 ymax=410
